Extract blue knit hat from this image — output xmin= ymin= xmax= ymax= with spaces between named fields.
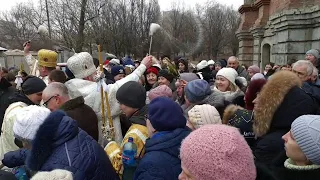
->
xmin=148 ymin=97 xmax=186 ymax=131
xmin=184 ymin=79 xmax=212 ymax=103
xmin=111 ymin=65 xmax=125 ymax=77
xmin=291 ymin=115 xmax=320 ymax=165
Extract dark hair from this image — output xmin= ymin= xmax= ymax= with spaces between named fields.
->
xmin=93 ymin=58 xmax=100 ymax=68
xmin=49 ymin=70 xmax=67 ymax=83
xmin=5 ymin=72 xmax=16 ymax=82
xmin=21 ymin=71 xmax=28 ymax=77
xmin=178 ymin=59 xmax=189 ymax=72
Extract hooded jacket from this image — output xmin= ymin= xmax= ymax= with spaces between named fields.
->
xmin=133 ymin=128 xmax=190 ymax=180
xmin=26 ymin=110 xmax=119 ymax=180
xmin=253 ymin=71 xmax=319 ymax=165
xmin=60 ymin=96 xmax=99 ymax=141
xmin=223 ymin=105 xmax=255 ymax=149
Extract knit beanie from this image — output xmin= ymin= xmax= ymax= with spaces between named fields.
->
xmin=248 ymin=65 xmax=260 ymax=74
xmin=146 ymin=67 xmax=159 ymax=76
xmin=196 ymin=60 xmax=208 ymax=70
xmin=216 ymin=67 xmax=238 ymax=86
xmin=31 ymin=169 xmax=73 ymax=180
xmin=13 ymin=105 xmax=50 ymax=141
xmin=306 ymin=49 xmax=320 ymax=59
xmin=148 ymin=97 xmax=186 ymax=131
xmin=67 ymin=52 xmax=96 ymax=79
xmin=158 ymin=69 xmax=174 ymax=82
xmin=184 ymin=79 xmax=211 ymax=103
xmin=291 ymin=115 xmax=320 ymax=165
xmin=111 ymin=65 xmax=125 ymax=77
xmin=188 ymin=105 xmax=221 ymax=129
xmin=245 ymin=79 xmax=267 ymax=110
xmin=180 ymin=125 xmax=256 ymax=180
xmin=148 ymin=85 xmax=173 ymax=101
xmin=116 ymin=81 xmax=146 ymax=109
xmin=22 ymin=76 xmax=47 ymax=95
xmin=179 ymin=73 xmax=199 ymax=82
xmin=251 ymin=73 xmax=265 ymax=81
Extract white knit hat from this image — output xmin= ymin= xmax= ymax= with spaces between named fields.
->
xmin=208 ymin=60 xmax=215 ymax=65
xmin=31 ymin=169 xmax=73 ymax=180
xmin=13 ymin=105 xmax=50 ymax=141
xmin=197 ymin=60 xmax=208 ymax=70
xmin=188 ymin=104 xmax=221 ymax=129
xmin=67 ymin=52 xmax=96 ymax=79
xmin=216 ymin=68 xmax=238 ymax=86
xmin=109 ymin=58 xmax=120 ymax=65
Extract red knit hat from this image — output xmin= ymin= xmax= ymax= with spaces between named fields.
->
xmin=146 ymin=67 xmax=159 ymax=76
xmin=104 ymin=60 xmax=110 ymax=65
xmin=245 ymin=79 xmax=267 ymax=110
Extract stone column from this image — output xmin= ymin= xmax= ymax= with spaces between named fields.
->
xmin=237 ymin=4 xmax=258 ymax=65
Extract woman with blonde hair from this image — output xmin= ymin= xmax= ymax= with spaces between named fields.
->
xmin=213 ymin=68 xmax=247 ymax=106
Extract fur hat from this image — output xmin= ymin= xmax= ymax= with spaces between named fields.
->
xmin=148 ymin=85 xmax=172 ymax=101
xmin=196 ymin=60 xmax=208 ymax=70
xmin=67 ymin=52 xmax=96 ymax=79
xmin=188 ymin=105 xmax=221 ymax=129
xmin=208 ymin=60 xmax=215 ymax=65
xmin=38 ymin=49 xmax=58 ymax=68
xmin=13 ymin=105 xmax=50 ymax=141
xmin=31 ymin=169 xmax=73 ymax=180
xmin=180 ymin=125 xmax=256 ymax=180
xmin=148 ymin=97 xmax=186 ymax=131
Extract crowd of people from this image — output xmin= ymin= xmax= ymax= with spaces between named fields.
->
xmin=0 ymin=41 xmax=320 ymax=180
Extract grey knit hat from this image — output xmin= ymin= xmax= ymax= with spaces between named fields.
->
xmin=306 ymin=49 xmax=320 ymax=59
xmin=291 ymin=115 xmax=320 ymax=165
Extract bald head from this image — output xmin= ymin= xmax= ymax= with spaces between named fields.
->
xmin=42 ymin=82 xmax=70 ymax=111
xmin=228 ymin=56 xmax=239 ymax=69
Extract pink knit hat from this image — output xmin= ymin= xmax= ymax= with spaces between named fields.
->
xmin=180 ymin=125 xmax=256 ymax=180
xmin=248 ymin=65 xmax=260 ymax=74
xmin=148 ymin=85 xmax=173 ymax=101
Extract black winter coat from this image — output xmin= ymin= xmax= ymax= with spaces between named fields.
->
xmin=0 ymin=78 xmax=15 ymax=129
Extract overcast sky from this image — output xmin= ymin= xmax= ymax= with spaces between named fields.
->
xmin=0 ymin=0 xmax=243 ymax=12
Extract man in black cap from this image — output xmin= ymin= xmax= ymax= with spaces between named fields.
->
xmin=0 ymin=76 xmax=46 ymax=163
xmin=106 ymin=81 xmax=148 ymax=179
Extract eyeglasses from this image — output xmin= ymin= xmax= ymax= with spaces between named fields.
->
xmin=43 ymin=95 xmax=59 ymax=107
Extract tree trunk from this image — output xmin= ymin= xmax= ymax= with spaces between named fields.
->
xmin=75 ymin=0 xmax=87 ymax=52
